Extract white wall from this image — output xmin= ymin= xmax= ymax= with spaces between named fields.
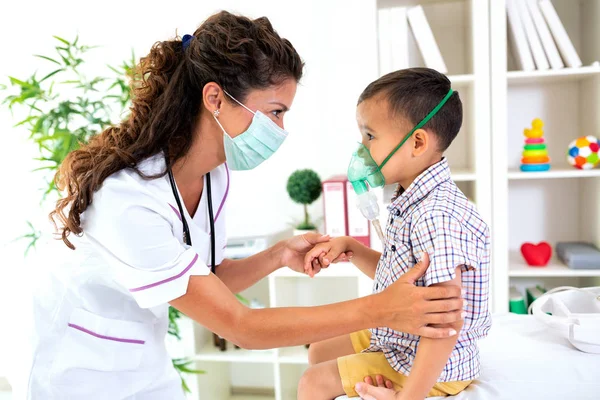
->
xmin=0 ymin=0 xmax=378 ymax=391
xmin=0 ymin=0 xmax=379 ymax=240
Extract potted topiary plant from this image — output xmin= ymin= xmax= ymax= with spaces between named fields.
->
xmin=286 ymin=169 xmax=322 ymax=235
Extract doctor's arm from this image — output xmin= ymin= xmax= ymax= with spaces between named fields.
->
xmin=215 ymin=232 xmax=345 ymax=293
xmin=170 ymin=253 xmax=465 ymax=350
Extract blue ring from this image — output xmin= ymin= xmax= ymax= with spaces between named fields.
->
xmin=520 ymin=164 xmax=551 ymax=172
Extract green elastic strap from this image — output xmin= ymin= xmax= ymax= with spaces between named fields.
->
xmin=378 ymin=88 xmax=454 ymax=170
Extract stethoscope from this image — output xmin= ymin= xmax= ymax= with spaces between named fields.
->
xmin=166 ymin=158 xmax=216 ymax=274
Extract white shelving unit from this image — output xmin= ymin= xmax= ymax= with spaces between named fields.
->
xmin=187 ymin=270 xmax=372 ymax=400
xmin=507 ymin=166 xmax=600 ymax=180
xmin=490 ymin=0 xmax=600 ymax=312
xmin=506 ymin=64 xmax=600 ymax=84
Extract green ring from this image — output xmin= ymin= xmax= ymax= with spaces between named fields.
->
xmin=524 ymin=144 xmax=547 ymax=150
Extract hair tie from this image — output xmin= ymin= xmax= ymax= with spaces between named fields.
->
xmin=182 ymin=34 xmax=193 ymax=50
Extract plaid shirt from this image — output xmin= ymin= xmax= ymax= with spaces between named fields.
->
xmin=368 ymin=158 xmax=491 ymax=382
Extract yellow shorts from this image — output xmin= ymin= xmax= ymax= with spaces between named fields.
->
xmin=337 ymin=330 xmax=472 ymax=398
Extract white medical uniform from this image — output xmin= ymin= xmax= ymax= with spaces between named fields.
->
xmin=25 ymin=154 xmax=229 ymax=399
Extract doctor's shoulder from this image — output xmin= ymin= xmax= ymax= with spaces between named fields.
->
xmin=82 ymin=155 xmax=173 ymax=228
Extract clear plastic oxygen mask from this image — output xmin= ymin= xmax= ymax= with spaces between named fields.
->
xmin=347 ymin=88 xmax=455 ymax=243
xmin=356 ymin=188 xmax=385 ymax=242
xmin=347 ymin=144 xmax=387 ymax=242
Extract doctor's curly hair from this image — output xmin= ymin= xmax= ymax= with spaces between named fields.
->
xmin=50 ymin=11 xmax=304 ymax=249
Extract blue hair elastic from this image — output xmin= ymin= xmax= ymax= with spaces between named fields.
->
xmin=182 ymin=34 xmax=193 ymax=50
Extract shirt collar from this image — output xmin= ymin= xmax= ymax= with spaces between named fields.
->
xmin=388 ymin=158 xmax=451 ymax=215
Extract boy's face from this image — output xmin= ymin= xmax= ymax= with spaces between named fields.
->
xmin=356 ymin=95 xmax=435 ymax=187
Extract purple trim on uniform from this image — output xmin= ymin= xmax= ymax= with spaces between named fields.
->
xmin=129 ymin=253 xmax=199 ymax=292
xmin=214 ymin=163 xmax=230 ymax=223
xmin=168 ymin=203 xmax=182 ymax=221
xmin=67 ymin=323 xmax=145 ymax=345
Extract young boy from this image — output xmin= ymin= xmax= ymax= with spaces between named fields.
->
xmin=297 ymin=68 xmax=491 ymax=400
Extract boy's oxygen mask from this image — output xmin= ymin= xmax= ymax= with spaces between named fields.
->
xmin=347 ymin=88 xmax=454 ymax=243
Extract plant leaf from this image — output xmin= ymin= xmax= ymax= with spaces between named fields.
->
xmin=14 ymin=116 xmax=38 ymax=127
xmin=40 ymin=69 xmax=64 ymax=83
xmin=53 ymin=36 xmax=70 ymax=46
xmin=34 ymin=55 xmax=61 ymax=66
xmin=8 ymin=76 xmax=32 ymax=88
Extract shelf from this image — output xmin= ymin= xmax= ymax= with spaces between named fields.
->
xmin=278 ymin=346 xmax=308 ymax=365
xmin=231 ymin=396 xmax=274 ymax=400
xmin=193 ymin=343 xmax=276 ymax=363
xmin=379 ymin=0 xmax=469 ymax=8
xmin=507 ymin=65 xmax=600 ymax=85
xmin=509 ymin=254 xmax=600 ymax=277
xmin=508 ymin=166 xmax=600 ymax=180
xmin=449 ymin=74 xmax=474 ymax=86
xmin=271 ymin=264 xmax=362 ymax=278
xmin=450 ymin=168 xmax=476 ymax=181
xmin=193 ymin=343 xmax=310 ymax=365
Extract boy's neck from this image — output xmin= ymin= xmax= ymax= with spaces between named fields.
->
xmin=398 ymin=156 xmax=444 ymax=192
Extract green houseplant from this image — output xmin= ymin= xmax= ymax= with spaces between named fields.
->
xmin=286 ymin=169 xmax=322 ymax=234
xmin=1 ymin=36 xmax=202 ymax=391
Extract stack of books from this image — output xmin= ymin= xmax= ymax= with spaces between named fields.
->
xmin=506 ymin=0 xmax=582 ymax=71
xmin=377 ymin=5 xmax=447 ymax=75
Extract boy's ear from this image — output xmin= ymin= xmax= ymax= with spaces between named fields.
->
xmin=411 ymin=129 xmax=430 ymax=156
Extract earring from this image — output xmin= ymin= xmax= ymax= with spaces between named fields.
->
xmin=213 ymin=109 xmax=220 ymax=117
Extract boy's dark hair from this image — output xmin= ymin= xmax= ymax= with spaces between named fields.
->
xmin=358 ymin=67 xmax=462 ymax=151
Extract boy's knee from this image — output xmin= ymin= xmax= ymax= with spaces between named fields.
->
xmin=298 ymin=366 xmax=324 ymax=397
xmin=299 ymin=361 xmax=346 ymax=400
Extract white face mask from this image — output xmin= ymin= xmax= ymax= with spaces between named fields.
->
xmin=213 ymin=91 xmax=289 ymax=171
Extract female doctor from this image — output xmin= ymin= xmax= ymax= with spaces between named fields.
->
xmin=26 ymin=11 xmax=465 ymax=399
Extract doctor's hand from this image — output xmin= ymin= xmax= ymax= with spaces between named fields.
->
xmin=378 ymin=253 xmax=465 ymax=339
xmin=280 ymin=233 xmax=345 ymax=276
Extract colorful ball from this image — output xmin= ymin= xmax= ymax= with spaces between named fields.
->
xmin=567 ymin=136 xmax=600 ymax=170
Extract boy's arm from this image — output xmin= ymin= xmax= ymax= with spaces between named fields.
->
xmin=397 ymin=267 xmax=463 ymax=400
xmin=304 ymin=236 xmax=381 ymax=279
xmin=338 ymin=236 xmax=382 ymax=279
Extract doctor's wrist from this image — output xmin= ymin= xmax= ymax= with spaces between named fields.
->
xmin=271 ymin=240 xmax=287 ymax=269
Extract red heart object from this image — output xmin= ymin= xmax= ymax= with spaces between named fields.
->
xmin=520 ymin=242 xmax=552 ymax=267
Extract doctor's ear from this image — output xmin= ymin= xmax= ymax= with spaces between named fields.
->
xmin=411 ymin=129 xmax=430 ymax=156
xmin=202 ymin=82 xmax=224 ymax=115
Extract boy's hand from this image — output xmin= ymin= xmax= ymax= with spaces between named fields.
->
xmin=280 ymin=232 xmax=330 ymax=275
xmin=355 ymin=382 xmax=399 ymax=400
xmin=303 ymin=237 xmax=353 ymax=277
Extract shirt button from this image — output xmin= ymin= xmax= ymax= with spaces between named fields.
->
xmin=391 ymin=245 xmax=396 ymax=252
xmin=395 ymin=209 xmax=401 ymax=217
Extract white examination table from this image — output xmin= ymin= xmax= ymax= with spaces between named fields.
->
xmin=337 ymin=313 xmax=600 ymax=400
